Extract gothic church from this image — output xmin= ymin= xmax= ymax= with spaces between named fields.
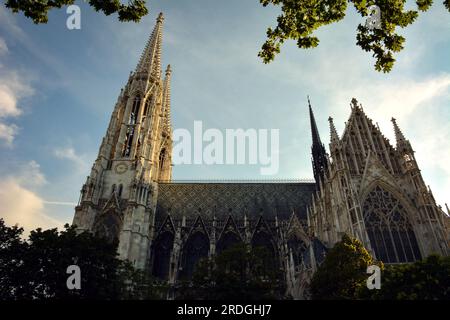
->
xmin=72 ymin=13 xmax=449 ymax=298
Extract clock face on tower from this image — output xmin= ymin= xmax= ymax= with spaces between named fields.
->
xmin=114 ymin=163 xmax=128 ymax=174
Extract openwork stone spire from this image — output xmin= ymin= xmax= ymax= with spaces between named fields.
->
xmin=162 ymin=64 xmax=172 ymax=133
xmin=328 ymin=116 xmax=339 ymax=143
xmin=136 ymin=12 xmax=163 ymax=77
xmin=391 ymin=117 xmax=406 ymax=144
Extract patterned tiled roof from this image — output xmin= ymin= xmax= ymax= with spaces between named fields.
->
xmin=155 ymin=182 xmax=316 ymax=224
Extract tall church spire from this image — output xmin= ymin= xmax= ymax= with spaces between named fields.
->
xmin=308 ymin=97 xmax=328 ymax=187
xmin=136 ymin=12 xmax=164 ymax=77
xmin=309 ymin=96 xmax=322 ymax=146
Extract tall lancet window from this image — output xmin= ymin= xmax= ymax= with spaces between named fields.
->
xmin=287 ymin=235 xmax=307 ymax=268
xmin=142 ymin=95 xmax=152 ymax=125
xmin=216 ymin=231 xmax=241 ymax=254
xmin=152 ymin=231 xmax=174 ymax=280
xmin=158 ymin=148 xmax=166 ymax=179
xmin=251 ymin=229 xmax=277 ymax=273
xmin=363 ymin=186 xmax=422 ymax=263
xmin=129 ymin=96 xmax=141 ymax=125
xmin=159 ymin=149 xmax=166 ymax=169
xmin=179 ymin=231 xmax=209 ymax=280
xmin=122 ymin=96 xmax=141 ymax=157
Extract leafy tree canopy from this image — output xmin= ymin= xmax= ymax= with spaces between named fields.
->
xmin=310 ymin=234 xmax=383 ymax=299
xmin=0 ymin=218 xmax=164 ymax=300
xmin=259 ymin=0 xmax=450 ymax=72
xmin=4 ymin=0 xmax=148 ymax=23
xmin=366 ymin=254 xmax=450 ymax=300
xmin=310 ymin=233 xmax=450 ymax=300
xmin=4 ymin=1 xmax=449 ymax=72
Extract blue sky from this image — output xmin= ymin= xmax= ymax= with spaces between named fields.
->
xmin=0 ymin=0 xmax=449 ymax=233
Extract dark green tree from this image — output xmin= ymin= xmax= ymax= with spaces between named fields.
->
xmin=259 ymin=0 xmax=450 ymax=72
xmin=4 ymin=0 xmax=149 ymax=23
xmin=365 ymin=254 xmax=450 ymax=300
xmin=0 ymin=219 xmax=26 ymax=300
xmin=0 ymin=218 xmax=162 ymax=300
xmin=310 ymin=234 xmax=383 ymax=300
xmin=177 ymin=243 xmax=284 ymax=300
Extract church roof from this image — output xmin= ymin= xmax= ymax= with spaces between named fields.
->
xmin=155 ymin=181 xmax=316 ymax=225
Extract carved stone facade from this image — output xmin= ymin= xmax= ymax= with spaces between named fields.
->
xmin=307 ymin=99 xmax=449 ymax=264
xmin=72 ymin=14 xmax=449 ymax=299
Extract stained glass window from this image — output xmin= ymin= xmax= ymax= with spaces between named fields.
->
xmin=152 ymin=231 xmax=174 ymax=280
xmin=363 ymin=186 xmax=421 ymax=263
xmin=179 ymin=231 xmax=209 ymax=279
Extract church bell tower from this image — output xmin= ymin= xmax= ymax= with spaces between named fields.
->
xmin=72 ymin=13 xmax=173 ymax=269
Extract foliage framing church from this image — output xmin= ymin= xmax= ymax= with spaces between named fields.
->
xmin=72 ymin=13 xmax=449 ymax=298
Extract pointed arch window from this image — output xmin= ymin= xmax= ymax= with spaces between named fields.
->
xmin=287 ymin=234 xmax=307 ymax=268
xmin=122 ymin=125 xmax=135 ymax=157
xmin=158 ymin=148 xmax=167 ymax=180
xmin=179 ymin=231 xmax=209 ymax=280
xmin=129 ymin=96 xmax=141 ymax=125
xmin=216 ymin=231 xmax=241 ymax=254
xmin=93 ymin=210 xmax=122 ymax=244
xmin=152 ymin=231 xmax=174 ymax=280
xmin=251 ymin=229 xmax=277 ymax=273
xmin=118 ymin=184 xmax=123 ymax=198
xmin=142 ymin=95 xmax=152 ymax=124
xmin=159 ymin=148 xmax=166 ymax=168
xmin=363 ymin=186 xmax=422 ymax=263
xmin=122 ymin=96 xmax=141 ymax=157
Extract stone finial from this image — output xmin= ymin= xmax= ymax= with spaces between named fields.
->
xmin=157 ymin=12 xmax=164 ymax=23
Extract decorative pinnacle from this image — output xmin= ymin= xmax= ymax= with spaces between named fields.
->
xmin=350 ymin=97 xmax=364 ymax=111
xmin=157 ymin=12 xmax=164 ymax=23
xmin=162 ymin=64 xmax=172 ymax=132
xmin=328 ymin=116 xmax=340 ymax=143
xmin=391 ymin=117 xmax=406 ymax=143
xmin=165 ymin=64 xmax=172 ymax=75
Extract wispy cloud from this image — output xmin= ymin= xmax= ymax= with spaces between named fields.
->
xmin=0 ymin=122 xmax=18 ymax=145
xmin=43 ymin=200 xmax=78 ymax=206
xmin=262 ymin=6 xmax=450 ymax=206
xmin=0 ymin=37 xmax=8 ymax=56
xmin=0 ymin=37 xmax=34 ymax=146
xmin=0 ymin=161 xmax=64 ymax=235
xmin=53 ymin=146 xmax=90 ymax=173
